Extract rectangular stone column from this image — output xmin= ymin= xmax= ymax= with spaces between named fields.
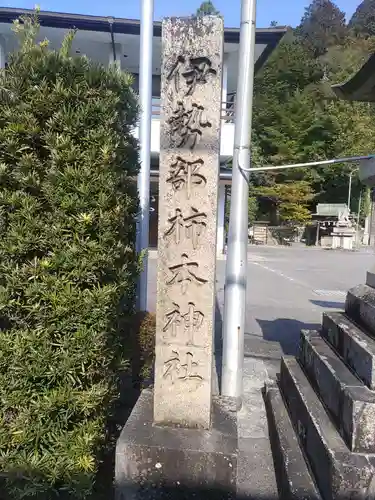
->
xmin=154 ymin=16 xmax=224 ymax=429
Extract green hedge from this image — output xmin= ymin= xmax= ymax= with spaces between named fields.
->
xmin=0 ymin=14 xmax=139 ymax=499
xmin=130 ymin=312 xmax=156 ymax=388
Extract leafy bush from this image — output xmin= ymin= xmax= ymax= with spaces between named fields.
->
xmin=0 ymin=13 xmax=139 ymax=499
xmin=130 ymin=312 xmax=156 ymax=387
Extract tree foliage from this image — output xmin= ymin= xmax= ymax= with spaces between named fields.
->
xmin=298 ymin=0 xmax=347 ymax=56
xmin=0 ymin=13 xmax=139 ymax=499
xmin=195 ymin=0 xmax=220 ymax=16
xmin=252 ymin=181 xmax=315 ymax=224
xmin=249 ymin=0 xmax=375 ymax=226
xmin=349 ymin=0 xmax=375 ymax=37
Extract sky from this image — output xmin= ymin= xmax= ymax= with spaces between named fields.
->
xmin=2 ymin=0 xmax=360 ymax=28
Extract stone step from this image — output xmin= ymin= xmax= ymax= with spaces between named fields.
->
xmin=345 ymin=284 xmax=375 ymax=339
xmin=299 ymin=330 xmax=375 ymax=453
xmin=265 ymin=384 xmax=322 ymax=500
xmin=322 ymin=311 xmax=375 ymax=389
xmin=279 ymin=357 xmax=375 ymax=500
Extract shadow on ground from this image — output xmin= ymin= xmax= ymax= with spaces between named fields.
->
xmin=310 ymin=299 xmax=345 ymax=309
xmin=255 ymin=318 xmax=321 ymax=356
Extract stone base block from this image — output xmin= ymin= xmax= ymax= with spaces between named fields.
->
xmin=115 ymin=388 xmax=237 ymax=500
xmin=332 ymin=233 xmax=354 ymax=250
xmin=345 ymin=284 xmax=375 ymax=337
xmin=342 ymin=385 xmax=375 ymax=453
xmin=265 ymin=384 xmax=322 ymax=500
xmin=280 ymin=357 xmax=375 ymax=500
xmin=322 ymin=311 xmax=375 ymax=389
xmin=366 ymin=271 xmax=375 ymax=290
xmin=299 ymin=330 xmax=361 ymax=420
xmin=299 ymin=330 xmax=375 ymax=452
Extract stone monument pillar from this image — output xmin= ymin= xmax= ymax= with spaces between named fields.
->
xmin=154 ymin=16 xmax=223 ymax=429
xmin=115 ymin=16 xmax=237 ymax=500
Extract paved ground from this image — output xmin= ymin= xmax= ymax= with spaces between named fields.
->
xmin=147 ymin=245 xmax=374 ymax=498
xmin=148 ymin=244 xmax=373 ymax=360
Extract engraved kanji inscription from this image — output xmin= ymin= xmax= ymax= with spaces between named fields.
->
xmin=154 ymin=15 xmax=223 ymax=427
xmin=163 ymin=350 xmax=203 ymax=384
xmin=167 ymin=55 xmax=217 ymax=96
xmin=183 ymin=302 xmax=204 ymax=345
xmin=167 ymin=253 xmax=207 ymax=294
xmin=163 ymin=303 xmax=182 ymax=338
xmin=168 ymin=101 xmax=212 ymax=149
xmin=163 ymin=302 xmax=204 ymax=345
xmin=166 ymin=157 xmax=206 ymax=199
xmin=164 ymin=207 xmax=207 ymax=249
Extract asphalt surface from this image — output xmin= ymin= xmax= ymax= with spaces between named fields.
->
xmin=242 ymin=245 xmax=373 ymax=356
xmin=149 ymin=245 xmax=373 ymax=357
xmin=147 ymin=245 xmax=374 ymax=498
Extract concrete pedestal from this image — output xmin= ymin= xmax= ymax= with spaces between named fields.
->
xmin=115 ymin=389 xmax=238 ymax=500
xmin=331 ymin=227 xmax=355 ymax=250
xmin=265 ymin=281 xmax=375 ymax=499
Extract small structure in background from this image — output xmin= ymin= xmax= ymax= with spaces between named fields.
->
xmin=250 ymin=222 xmax=298 ymax=246
xmin=312 ymin=203 xmax=356 ymax=249
xmin=331 ymin=215 xmax=356 ymax=250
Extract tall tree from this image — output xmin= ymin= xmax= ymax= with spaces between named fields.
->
xmin=253 ymin=31 xmax=331 ymax=171
xmin=313 ymin=37 xmax=375 ymax=208
xmin=298 ymin=0 xmax=347 ymax=56
xmin=349 ymin=0 xmax=375 ymax=37
xmin=252 ymin=181 xmax=315 ymax=225
xmin=195 ymin=1 xmax=220 ymax=16
xmin=254 ymin=30 xmax=323 ymax=105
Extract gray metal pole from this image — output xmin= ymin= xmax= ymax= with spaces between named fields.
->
xmin=348 ymin=171 xmax=353 ymax=212
xmin=221 ymin=0 xmax=257 ymax=405
xmin=356 ymin=189 xmax=362 ymax=246
xmin=246 ymin=155 xmax=374 ymax=173
xmin=136 ymin=0 xmax=154 ymax=311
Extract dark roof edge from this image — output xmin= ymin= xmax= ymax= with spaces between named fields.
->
xmin=0 ymin=7 xmax=286 ymax=45
xmin=332 ymin=52 xmax=375 ymax=102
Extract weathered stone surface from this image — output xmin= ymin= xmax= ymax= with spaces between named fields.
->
xmin=366 ymin=270 xmax=375 ymax=289
xmin=279 ymin=357 xmax=375 ymax=500
xmin=299 ymin=330 xmax=360 ymax=419
xmin=345 ymin=284 xmax=375 ymax=339
xmin=322 ymin=311 xmax=375 ymax=389
xmin=299 ymin=330 xmax=375 ymax=452
xmin=342 ymin=385 xmax=375 ymax=453
xmin=154 ymin=16 xmax=224 ymax=428
xmin=115 ymin=388 xmax=237 ymax=500
xmin=265 ymin=384 xmax=322 ymax=500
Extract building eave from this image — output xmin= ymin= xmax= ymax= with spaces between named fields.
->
xmin=0 ymin=7 xmax=286 ymax=71
xmin=332 ymin=51 xmax=375 ymax=102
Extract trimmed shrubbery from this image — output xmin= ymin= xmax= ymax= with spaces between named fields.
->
xmin=0 ymin=13 xmax=139 ymax=499
xmin=130 ymin=312 xmax=156 ymax=388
